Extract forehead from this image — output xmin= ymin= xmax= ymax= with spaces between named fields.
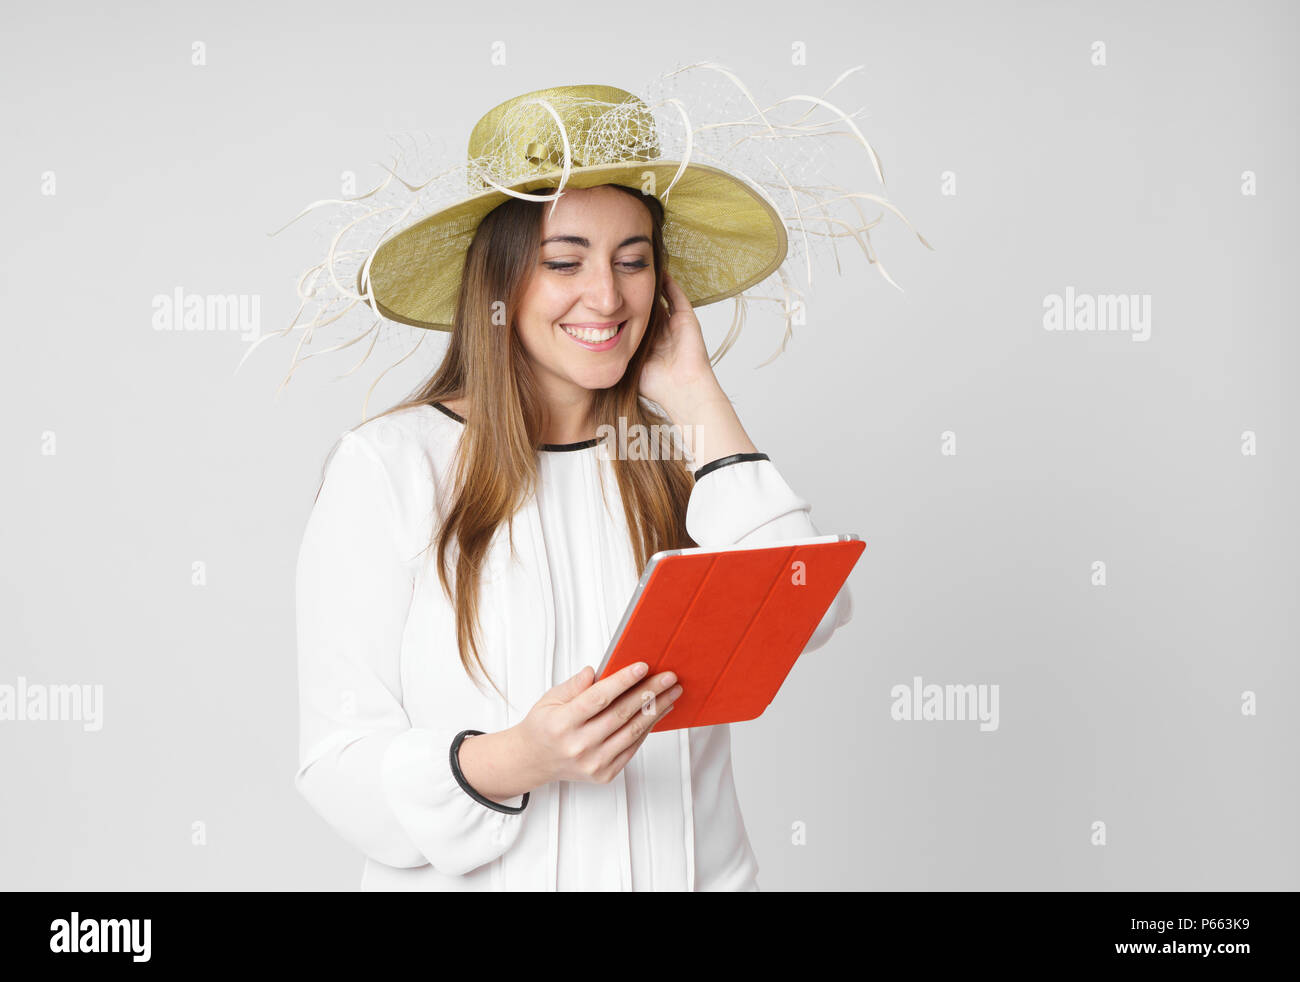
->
xmin=539 ymin=185 xmax=651 ymax=239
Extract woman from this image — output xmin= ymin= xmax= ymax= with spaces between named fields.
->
xmin=292 ymin=82 xmax=866 ymax=890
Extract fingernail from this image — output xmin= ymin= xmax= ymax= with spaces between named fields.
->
xmin=634 ymin=663 xmax=648 ymax=677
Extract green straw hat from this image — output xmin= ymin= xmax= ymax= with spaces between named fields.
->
xmin=261 ymin=62 xmax=931 ymax=413
xmin=357 ymin=83 xmax=789 ymax=332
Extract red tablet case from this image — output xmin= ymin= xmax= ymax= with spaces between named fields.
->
xmin=595 ymin=534 xmax=865 ymax=732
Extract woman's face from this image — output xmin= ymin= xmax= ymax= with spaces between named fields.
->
xmin=514 ymin=185 xmax=656 ymax=399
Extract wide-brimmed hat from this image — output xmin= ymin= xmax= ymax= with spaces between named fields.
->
xmin=360 ymin=83 xmax=788 ymax=332
xmin=256 ymin=62 xmax=932 ymax=414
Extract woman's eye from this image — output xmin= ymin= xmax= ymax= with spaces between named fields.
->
xmin=543 ymin=260 xmax=649 ymax=272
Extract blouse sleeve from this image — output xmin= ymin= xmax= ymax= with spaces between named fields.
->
xmin=294 ymin=431 xmax=527 ymax=877
xmin=684 ymin=452 xmax=853 ymax=654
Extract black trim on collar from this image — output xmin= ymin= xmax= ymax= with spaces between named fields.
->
xmin=693 ymin=452 xmax=771 ymax=481
xmin=430 ymin=402 xmax=602 ymax=453
xmin=431 ymin=401 xmax=465 ymax=424
xmin=540 ymin=438 xmax=602 ymax=452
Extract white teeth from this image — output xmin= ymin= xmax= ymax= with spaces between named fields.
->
xmin=562 ymin=322 xmax=622 ymax=342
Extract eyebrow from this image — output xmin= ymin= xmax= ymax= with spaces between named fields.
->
xmin=540 ymin=234 xmax=651 ymax=248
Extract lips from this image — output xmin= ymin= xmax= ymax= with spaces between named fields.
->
xmin=560 ymin=319 xmax=626 ymax=349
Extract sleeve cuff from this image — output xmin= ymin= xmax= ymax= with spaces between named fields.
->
xmin=380 ymin=727 xmax=530 ymax=876
xmin=685 ymin=455 xmax=812 ymax=550
xmin=692 ymin=452 xmax=770 ymax=481
xmin=449 ymin=730 xmax=530 ymax=814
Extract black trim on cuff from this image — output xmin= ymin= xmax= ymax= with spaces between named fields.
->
xmin=692 ymin=452 xmax=770 ymax=481
xmin=449 ymin=729 xmax=530 ymax=814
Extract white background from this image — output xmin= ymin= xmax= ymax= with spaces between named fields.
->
xmin=2 ymin=0 xmax=1296 ymax=889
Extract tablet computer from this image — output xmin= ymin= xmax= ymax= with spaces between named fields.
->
xmin=595 ymin=533 xmax=865 ymax=732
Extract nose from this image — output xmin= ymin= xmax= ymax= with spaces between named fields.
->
xmin=579 ymin=260 xmax=623 ymax=318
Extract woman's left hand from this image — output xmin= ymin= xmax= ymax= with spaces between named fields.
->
xmin=638 ymin=271 xmax=722 ymax=416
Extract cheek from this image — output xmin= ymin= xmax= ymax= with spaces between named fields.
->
xmin=517 ymin=290 xmax=582 ymax=363
xmin=519 ymin=280 xmax=574 ymax=327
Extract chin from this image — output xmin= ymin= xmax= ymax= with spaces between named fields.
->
xmin=567 ymin=364 xmax=631 ymax=391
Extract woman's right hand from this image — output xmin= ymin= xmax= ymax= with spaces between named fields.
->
xmin=514 ymin=663 xmax=684 ymax=786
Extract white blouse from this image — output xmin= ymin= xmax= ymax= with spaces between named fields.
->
xmin=294 ymin=401 xmax=853 ymax=890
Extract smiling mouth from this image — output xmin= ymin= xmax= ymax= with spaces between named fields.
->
xmin=560 ymin=320 xmax=626 ymax=345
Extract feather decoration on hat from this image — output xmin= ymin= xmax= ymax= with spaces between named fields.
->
xmin=248 ymin=60 xmax=932 ymax=420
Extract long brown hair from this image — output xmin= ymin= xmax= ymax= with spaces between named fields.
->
xmin=320 ymin=183 xmax=696 ymax=700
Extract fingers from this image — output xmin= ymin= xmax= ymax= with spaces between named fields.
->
xmin=597 ymin=701 xmax=677 ymax=782
xmin=547 ymin=663 xmax=684 ymax=784
xmin=661 ymin=270 xmax=686 ymax=312
xmin=566 ymin=661 xmax=649 ymax=725
xmin=550 ymin=665 xmax=594 ymax=702
xmin=585 ymin=671 xmax=682 ymax=748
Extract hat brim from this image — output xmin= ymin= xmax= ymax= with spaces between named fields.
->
xmin=356 ymin=161 xmax=789 ymax=331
